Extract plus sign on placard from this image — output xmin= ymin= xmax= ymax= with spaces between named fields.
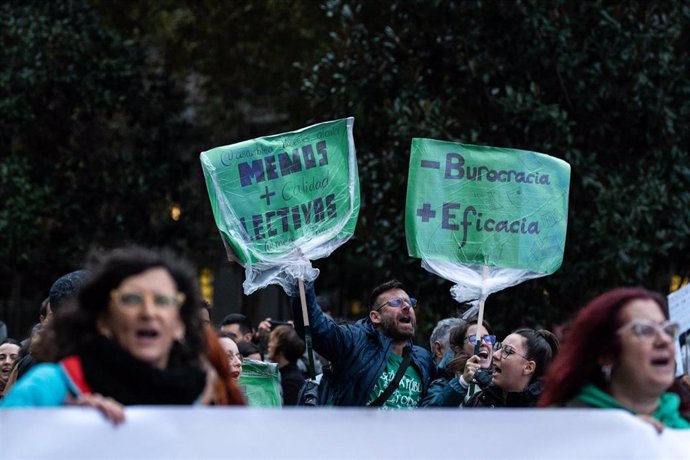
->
xmin=406 ymin=138 xmax=570 ymax=275
xmin=416 ymin=203 xmax=436 ymax=222
xmin=260 ymin=186 xmax=276 ymax=206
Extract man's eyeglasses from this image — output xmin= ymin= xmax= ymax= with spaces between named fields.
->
xmin=617 ymin=320 xmax=680 ymax=340
xmin=464 ymin=335 xmax=497 ymax=346
xmin=373 ymin=297 xmax=417 ymax=311
xmin=110 ymin=290 xmax=185 ymax=309
xmin=494 ymin=342 xmax=529 ymax=360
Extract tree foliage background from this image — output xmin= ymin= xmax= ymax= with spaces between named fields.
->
xmin=1 ymin=0 xmax=689 ymax=340
xmin=301 ymin=0 xmax=690 ymax=336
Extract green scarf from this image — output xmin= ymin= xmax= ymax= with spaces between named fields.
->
xmin=575 ymin=384 xmax=690 ymax=429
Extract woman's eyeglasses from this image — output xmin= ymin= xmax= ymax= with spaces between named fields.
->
xmin=463 ymin=335 xmax=497 ymax=346
xmin=617 ymin=320 xmax=680 ymax=340
xmin=494 ymin=342 xmax=529 ymax=360
xmin=373 ymin=297 xmax=417 ymax=311
xmin=111 ymin=290 xmax=185 ymax=309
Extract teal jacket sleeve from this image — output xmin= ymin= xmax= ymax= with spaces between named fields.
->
xmin=290 ymin=281 xmax=360 ymax=368
xmin=1 ymin=363 xmax=74 ymax=407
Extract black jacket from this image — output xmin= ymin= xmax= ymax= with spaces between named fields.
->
xmin=463 ymin=380 xmax=543 ymax=408
xmin=279 ymin=362 xmax=305 ymax=406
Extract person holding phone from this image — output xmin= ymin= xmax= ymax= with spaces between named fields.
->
xmin=463 ymin=328 xmax=559 ymax=408
xmin=421 ymin=316 xmax=495 ymax=407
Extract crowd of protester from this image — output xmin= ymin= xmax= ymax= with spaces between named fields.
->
xmin=1 ymin=245 xmax=689 ymax=432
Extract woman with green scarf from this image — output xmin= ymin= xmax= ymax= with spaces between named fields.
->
xmin=539 ymin=287 xmax=689 ymax=431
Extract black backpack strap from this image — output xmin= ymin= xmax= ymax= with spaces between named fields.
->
xmin=368 ymin=346 xmax=412 ymax=407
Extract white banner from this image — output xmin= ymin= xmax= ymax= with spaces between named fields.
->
xmin=669 ymin=283 xmax=690 ymax=376
xmin=2 ymin=407 xmax=689 ymax=459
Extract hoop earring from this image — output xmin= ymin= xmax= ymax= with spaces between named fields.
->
xmin=601 ymin=364 xmax=612 ymax=383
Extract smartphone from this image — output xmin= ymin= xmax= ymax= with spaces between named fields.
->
xmin=269 ymin=320 xmax=292 ymax=330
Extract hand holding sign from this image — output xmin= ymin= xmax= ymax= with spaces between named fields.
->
xmin=200 ymin=118 xmax=360 ymax=295
xmin=406 ymin=138 xmax=570 ymax=304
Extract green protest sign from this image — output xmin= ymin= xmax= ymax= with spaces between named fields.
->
xmin=200 ymin=118 xmax=359 ymax=293
xmin=406 ymin=139 xmax=570 ymax=275
xmin=238 ymin=360 xmax=282 ymax=407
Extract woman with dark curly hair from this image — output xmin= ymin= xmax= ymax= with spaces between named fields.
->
xmin=539 ymin=287 xmax=690 ymax=430
xmin=2 ymin=246 xmax=213 ymax=419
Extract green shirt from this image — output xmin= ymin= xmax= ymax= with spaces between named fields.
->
xmin=367 ymin=352 xmax=422 ymax=409
xmin=575 ymin=384 xmax=690 ymax=429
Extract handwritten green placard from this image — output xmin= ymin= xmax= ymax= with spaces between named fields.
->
xmin=406 ymin=139 xmax=570 ymax=274
xmin=201 ymin=118 xmax=359 ymax=266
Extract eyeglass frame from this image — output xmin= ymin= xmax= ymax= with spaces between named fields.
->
xmin=228 ymin=352 xmax=243 ymax=362
xmin=464 ymin=334 xmax=497 ymax=346
xmin=110 ymin=289 xmax=186 ymax=310
xmin=372 ymin=297 xmax=417 ymax=312
xmin=617 ymin=319 xmax=680 ymax=340
xmin=494 ymin=341 xmax=530 ymax=361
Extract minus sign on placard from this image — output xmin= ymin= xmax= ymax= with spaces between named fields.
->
xmin=421 ymin=160 xmax=441 ymax=169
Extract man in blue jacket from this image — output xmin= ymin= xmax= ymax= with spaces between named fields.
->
xmin=293 ymin=279 xmax=434 ymax=407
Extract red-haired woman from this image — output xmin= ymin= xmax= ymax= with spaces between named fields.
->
xmin=201 ymin=327 xmax=245 ymax=405
xmin=539 ymin=287 xmax=690 ymax=430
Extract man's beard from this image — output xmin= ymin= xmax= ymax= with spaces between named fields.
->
xmin=380 ymin=314 xmax=414 ymax=341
